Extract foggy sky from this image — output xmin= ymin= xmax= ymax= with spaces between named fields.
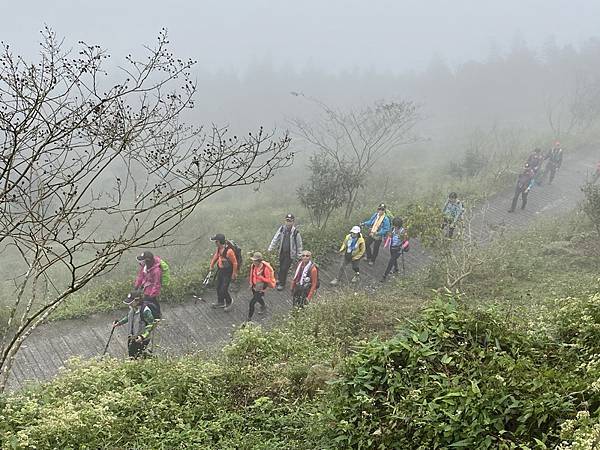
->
xmin=3 ymin=0 xmax=600 ymax=74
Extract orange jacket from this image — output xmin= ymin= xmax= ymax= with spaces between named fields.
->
xmin=249 ymin=261 xmax=276 ymax=291
xmin=210 ymin=245 xmax=238 ymax=276
xmin=291 ymin=261 xmax=318 ymax=300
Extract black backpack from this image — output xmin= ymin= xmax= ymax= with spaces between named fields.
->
xmin=141 ymin=298 xmax=162 ymax=320
xmin=224 ymin=240 xmax=243 ymax=268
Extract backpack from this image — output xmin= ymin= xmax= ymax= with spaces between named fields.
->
xmin=313 ymin=264 xmax=321 ymax=290
xmin=141 ymin=298 xmax=162 ymax=320
xmin=224 ymin=240 xmax=243 ymax=268
xmin=159 ymin=259 xmax=171 ymax=287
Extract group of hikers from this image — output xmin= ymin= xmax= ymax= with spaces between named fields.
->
xmin=509 ymin=141 xmax=564 ymax=212
xmin=111 ymin=141 xmax=564 ymax=358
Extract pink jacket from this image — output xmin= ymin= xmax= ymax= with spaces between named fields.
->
xmin=134 ymin=256 xmax=162 ymax=297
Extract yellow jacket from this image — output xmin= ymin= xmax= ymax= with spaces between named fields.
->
xmin=339 ymin=234 xmax=365 ymax=261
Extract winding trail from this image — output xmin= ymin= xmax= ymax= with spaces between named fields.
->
xmin=6 ymin=151 xmax=599 ymax=391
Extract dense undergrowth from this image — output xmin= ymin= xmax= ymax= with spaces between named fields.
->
xmin=3 ymin=213 xmax=600 ymax=448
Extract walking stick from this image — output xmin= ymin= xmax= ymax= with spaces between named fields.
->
xmin=194 ymin=270 xmax=213 ymax=304
xmin=103 ymin=326 xmax=116 ymax=356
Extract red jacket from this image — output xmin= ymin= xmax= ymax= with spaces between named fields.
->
xmin=134 ymin=256 xmax=162 ymax=297
xmin=210 ymin=244 xmax=238 ymax=276
xmin=249 ymin=261 xmax=276 ymax=291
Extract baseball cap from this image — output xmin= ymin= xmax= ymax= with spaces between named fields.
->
xmin=136 ymin=251 xmax=154 ymax=262
xmin=124 ymin=290 xmax=143 ymax=305
xmin=210 ymin=233 xmax=226 ymax=243
xmin=250 ymin=252 xmax=264 ymax=261
xmin=285 ymin=213 xmax=295 ymax=221
xmin=377 ymin=203 xmax=386 ymax=210
xmin=350 ymin=225 xmax=361 ymax=233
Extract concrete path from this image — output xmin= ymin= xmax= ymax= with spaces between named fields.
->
xmin=6 ymin=151 xmax=598 ymax=391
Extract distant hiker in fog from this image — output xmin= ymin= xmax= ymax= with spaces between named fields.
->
xmin=209 ymin=233 xmax=239 ymax=312
xmin=291 ymin=251 xmax=319 ymax=307
xmin=508 ymin=164 xmax=535 ymax=212
xmin=442 ymin=192 xmax=464 ymax=238
xmin=134 ymin=251 xmax=164 ymax=315
xmin=526 ymin=148 xmax=544 ymax=174
xmin=360 ymin=203 xmax=391 ymax=265
xmin=246 ymin=252 xmax=276 ymax=322
xmin=330 ymin=225 xmax=365 ymax=285
xmin=544 ymin=141 xmax=563 ymax=184
xmin=113 ymin=290 xmax=159 ymax=358
xmin=381 ymin=217 xmax=409 ymax=282
xmin=268 ymin=213 xmax=303 ymax=291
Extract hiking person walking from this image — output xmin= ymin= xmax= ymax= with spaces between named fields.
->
xmin=545 ymin=141 xmax=563 ymax=184
xmin=209 ymin=233 xmax=239 ymax=311
xmin=290 ymin=251 xmax=319 ymax=308
xmin=508 ymin=164 xmax=535 ymax=212
xmin=330 ymin=225 xmax=366 ymax=285
xmin=360 ymin=203 xmax=391 ymax=265
xmin=381 ymin=217 xmax=409 ymax=282
xmin=442 ymin=192 xmax=465 ymax=238
xmin=268 ymin=213 xmax=303 ymax=291
xmin=526 ymin=148 xmax=544 ymax=174
xmin=134 ymin=251 xmax=164 ymax=315
xmin=246 ymin=252 xmax=276 ymax=322
xmin=112 ymin=290 xmax=159 ymax=358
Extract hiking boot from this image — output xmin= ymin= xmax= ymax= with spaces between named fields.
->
xmin=258 ymin=304 xmax=267 ymax=315
xmin=223 ymin=303 xmax=233 ymax=312
xmin=276 ymin=284 xmax=284 ymax=291
xmin=508 ymin=209 xmax=514 ymax=213
xmin=330 ymin=278 xmax=339 ymax=286
xmin=368 ymin=261 xmax=374 ymax=266
xmin=351 ymin=274 xmax=360 ymax=283
xmin=380 ymin=276 xmax=387 ymax=283
xmin=211 ymin=302 xmax=225 ymax=308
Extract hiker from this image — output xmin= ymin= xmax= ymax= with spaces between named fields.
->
xmin=330 ymin=225 xmax=366 ymax=285
xmin=442 ymin=192 xmax=464 ymax=238
xmin=268 ymin=213 xmax=303 ymax=291
xmin=360 ymin=203 xmax=391 ymax=265
xmin=593 ymin=161 xmax=600 ymax=184
xmin=290 ymin=250 xmax=319 ymax=308
xmin=526 ymin=148 xmax=544 ymax=174
xmin=381 ymin=217 xmax=409 ymax=282
xmin=545 ymin=141 xmax=563 ymax=184
xmin=209 ymin=233 xmax=238 ymax=311
xmin=508 ymin=164 xmax=535 ymax=212
xmin=246 ymin=252 xmax=276 ymax=321
xmin=112 ymin=290 xmax=159 ymax=358
xmin=134 ymin=251 xmax=163 ymax=314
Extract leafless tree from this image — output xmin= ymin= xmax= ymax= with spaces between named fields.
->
xmin=0 ymin=28 xmax=292 ymax=391
xmin=546 ymin=74 xmax=600 ymax=138
xmin=289 ymin=93 xmax=420 ymax=219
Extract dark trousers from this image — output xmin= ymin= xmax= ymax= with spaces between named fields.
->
xmin=364 ymin=235 xmax=382 ymax=262
xmin=277 ymin=251 xmax=293 ymax=286
xmin=548 ymin=164 xmax=558 ymax=184
xmin=248 ymin=289 xmax=265 ymax=320
xmin=337 ymin=253 xmax=360 ymax=280
xmin=383 ymin=248 xmax=402 ymax=278
xmin=442 ymin=218 xmax=456 ymax=238
xmin=292 ymin=285 xmax=309 ymax=308
xmin=128 ymin=336 xmax=150 ymax=359
xmin=216 ymin=267 xmax=233 ymax=306
xmin=510 ymin=187 xmax=528 ymax=212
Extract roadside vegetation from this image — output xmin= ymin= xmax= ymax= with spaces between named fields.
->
xmin=2 ymin=210 xmax=600 ymax=448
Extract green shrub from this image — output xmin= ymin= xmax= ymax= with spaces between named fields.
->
xmin=325 ymin=298 xmax=584 ymax=449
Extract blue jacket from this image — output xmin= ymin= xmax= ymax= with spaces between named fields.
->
xmin=361 ymin=213 xmax=391 ymax=239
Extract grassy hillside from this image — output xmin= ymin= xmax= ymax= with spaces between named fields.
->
xmin=2 ymin=213 xmax=600 ymax=448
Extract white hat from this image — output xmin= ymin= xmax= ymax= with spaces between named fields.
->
xmin=350 ymin=225 xmax=361 ymax=233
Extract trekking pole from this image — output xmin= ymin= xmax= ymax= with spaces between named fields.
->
xmin=194 ymin=270 xmax=212 ymax=304
xmin=103 ymin=326 xmax=116 ymax=356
